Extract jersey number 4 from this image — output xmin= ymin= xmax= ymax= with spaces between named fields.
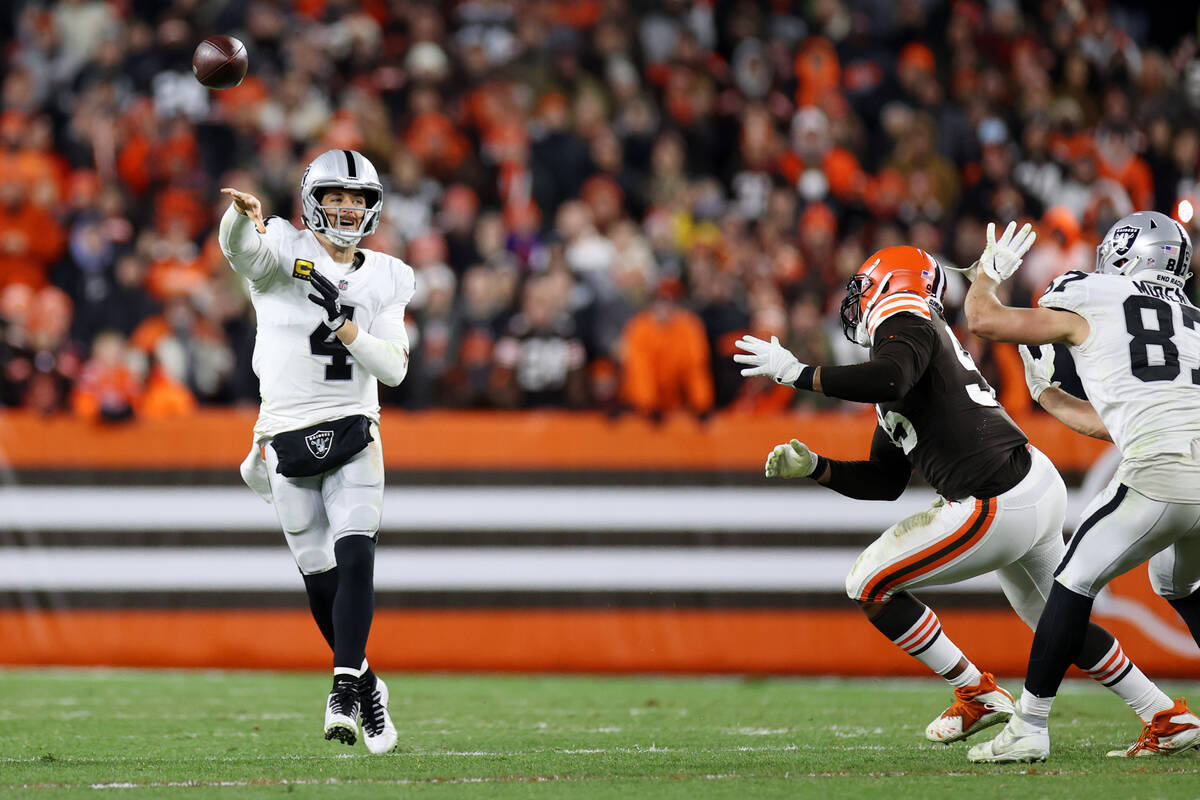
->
xmin=1122 ymin=296 xmax=1200 ymax=385
xmin=309 ymin=305 xmax=356 ymax=381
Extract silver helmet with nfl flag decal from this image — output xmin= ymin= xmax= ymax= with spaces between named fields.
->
xmin=300 ymin=149 xmax=383 ymax=248
xmin=1096 ymin=210 xmax=1193 ymax=284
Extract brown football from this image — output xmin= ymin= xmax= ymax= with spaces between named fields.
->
xmin=192 ymin=35 xmax=248 ymax=90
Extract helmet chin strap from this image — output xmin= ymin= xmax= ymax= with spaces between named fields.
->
xmin=1119 ymin=256 xmax=1141 ymax=276
xmin=854 ymin=318 xmax=871 ymax=347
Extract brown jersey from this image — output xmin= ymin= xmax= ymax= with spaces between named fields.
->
xmin=870 ymin=311 xmax=1030 ymax=500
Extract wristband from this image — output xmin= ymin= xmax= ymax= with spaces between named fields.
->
xmin=811 ymin=454 xmax=828 ymax=480
xmin=795 ymin=365 xmax=817 ymax=391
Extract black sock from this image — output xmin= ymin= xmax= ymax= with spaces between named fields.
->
xmin=1168 ymin=589 xmax=1200 ymax=647
xmin=302 ymin=569 xmax=339 ymax=652
xmin=861 ymin=591 xmax=926 ymax=638
xmin=1073 ymin=622 xmax=1116 ymax=669
xmin=1025 ymin=582 xmax=1094 ymax=698
xmin=332 ymin=535 xmax=376 ymax=671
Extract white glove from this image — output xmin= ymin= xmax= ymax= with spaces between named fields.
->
xmin=734 ymin=335 xmax=806 ymax=386
xmin=980 ymin=221 xmax=1036 ymax=282
xmin=765 ymin=439 xmax=819 ymax=478
xmin=239 ymin=444 xmax=273 ymax=504
xmin=1018 ymin=344 xmax=1059 ymax=403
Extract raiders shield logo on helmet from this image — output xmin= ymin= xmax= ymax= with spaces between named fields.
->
xmin=305 ymin=430 xmax=334 ymax=459
xmin=1112 ymin=225 xmax=1140 ymax=255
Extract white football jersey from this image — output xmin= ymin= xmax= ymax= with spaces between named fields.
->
xmin=1040 ymin=270 xmax=1200 ymax=502
xmin=226 ymin=216 xmax=416 ymax=439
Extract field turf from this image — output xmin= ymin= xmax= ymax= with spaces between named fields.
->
xmin=2 ymin=669 xmax=1199 ymax=798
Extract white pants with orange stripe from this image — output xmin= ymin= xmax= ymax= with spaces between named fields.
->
xmin=1055 ymin=476 xmax=1200 ymax=600
xmin=261 ymin=426 xmax=386 ymax=575
xmin=845 ymin=446 xmax=1066 ymax=629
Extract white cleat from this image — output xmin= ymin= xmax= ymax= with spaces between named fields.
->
xmin=926 ymin=672 xmax=1014 ymax=743
xmin=359 ymin=674 xmax=398 ymax=754
xmin=1107 ymin=697 xmax=1200 ymax=757
xmin=323 ymin=683 xmax=360 ymax=746
xmin=967 ymin=712 xmax=1049 ymax=763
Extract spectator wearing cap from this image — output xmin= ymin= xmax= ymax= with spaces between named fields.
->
xmin=619 ymin=276 xmax=713 ymax=421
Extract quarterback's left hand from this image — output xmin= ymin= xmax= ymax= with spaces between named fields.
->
xmin=980 ymin=221 xmax=1036 ymax=282
xmin=734 ymin=335 xmax=806 ymax=387
xmin=307 ymin=268 xmax=348 ymax=337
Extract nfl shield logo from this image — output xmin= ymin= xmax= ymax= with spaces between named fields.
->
xmin=1112 ymin=225 xmax=1140 ymax=255
xmin=305 ymin=430 xmax=334 ymax=459
xmin=338 ymin=280 xmax=349 ymax=290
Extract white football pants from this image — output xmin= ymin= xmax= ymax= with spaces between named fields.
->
xmin=845 ymin=446 xmax=1067 ymax=628
xmin=1055 ymin=476 xmax=1200 ymax=600
xmin=262 ymin=426 xmax=385 ymax=575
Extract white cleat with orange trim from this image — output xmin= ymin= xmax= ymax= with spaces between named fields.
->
xmin=1107 ymin=697 xmax=1200 ymax=757
xmin=926 ymin=672 xmax=1014 ymax=743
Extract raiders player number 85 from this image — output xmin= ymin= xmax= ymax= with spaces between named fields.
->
xmin=218 ymin=149 xmax=415 ymax=755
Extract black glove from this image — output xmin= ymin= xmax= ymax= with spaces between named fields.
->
xmin=307 ymin=268 xmax=348 ymax=338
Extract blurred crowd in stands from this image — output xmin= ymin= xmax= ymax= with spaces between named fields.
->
xmin=1 ymin=0 xmax=1198 ymax=422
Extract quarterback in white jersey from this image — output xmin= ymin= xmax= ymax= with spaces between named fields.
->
xmin=218 ymin=149 xmax=412 ymax=754
xmin=962 ymin=212 xmax=1200 ymax=763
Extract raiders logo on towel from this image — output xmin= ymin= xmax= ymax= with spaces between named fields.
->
xmin=270 ymin=415 xmax=373 ymax=477
xmin=305 ymin=430 xmax=334 ymax=459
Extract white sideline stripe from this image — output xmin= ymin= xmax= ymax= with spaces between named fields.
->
xmin=0 ymin=744 xmax=887 ymax=765
xmin=0 ymin=546 xmax=1002 ymax=592
xmin=0 ymin=486 xmax=1094 ymax=533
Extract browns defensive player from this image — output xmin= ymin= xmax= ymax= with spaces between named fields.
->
xmin=735 ymin=243 xmax=1175 ymax=747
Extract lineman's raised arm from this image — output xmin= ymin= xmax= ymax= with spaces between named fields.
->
xmin=218 ymin=187 xmax=276 ymax=284
xmin=964 ymin=220 xmax=1089 ymax=346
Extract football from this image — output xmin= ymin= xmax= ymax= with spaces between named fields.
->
xmin=192 ymin=35 xmax=248 ymax=90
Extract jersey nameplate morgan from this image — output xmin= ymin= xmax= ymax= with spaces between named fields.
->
xmin=293 ymin=259 xmax=314 ymax=280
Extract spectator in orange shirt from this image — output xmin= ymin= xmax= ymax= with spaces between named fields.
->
xmin=619 ymin=277 xmax=714 ymax=420
xmin=72 ymin=330 xmax=143 ymax=423
xmin=0 ymin=178 xmax=66 ymax=290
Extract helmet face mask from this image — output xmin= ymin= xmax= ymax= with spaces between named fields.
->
xmin=1095 ymin=210 xmax=1192 ymax=284
xmin=300 ymin=150 xmax=384 ymax=248
xmin=839 ymin=273 xmax=874 ymax=345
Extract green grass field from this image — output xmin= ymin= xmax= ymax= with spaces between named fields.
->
xmin=2 ymin=669 xmax=1199 ymax=798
